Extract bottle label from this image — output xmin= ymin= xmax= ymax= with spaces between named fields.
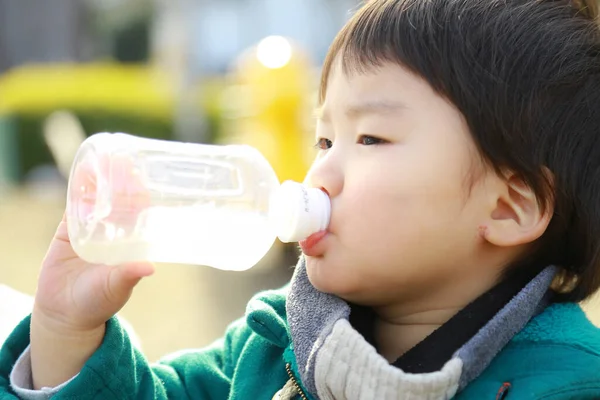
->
xmin=142 ymin=153 xmax=244 ymax=197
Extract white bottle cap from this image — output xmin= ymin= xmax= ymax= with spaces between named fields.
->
xmin=269 ymin=181 xmax=331 ymax=243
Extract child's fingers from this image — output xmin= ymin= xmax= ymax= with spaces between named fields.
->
xmin=53 ymin=214 xmax=70 ymax=243
xmin=107 ymin=262 xmax=155 ymax=303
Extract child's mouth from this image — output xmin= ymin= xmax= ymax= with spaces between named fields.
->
xmin=299 ymin=230 xmax=328 ymax=257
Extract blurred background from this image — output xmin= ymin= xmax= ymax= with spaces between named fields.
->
xmin=1 ymin=0 xmax=599 ymax=362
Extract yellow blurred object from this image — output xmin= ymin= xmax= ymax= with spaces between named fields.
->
xmin=222 ymin=36 xmax=316 ymax=183
xmin=0 ymin=62 xmax=175 ymax=119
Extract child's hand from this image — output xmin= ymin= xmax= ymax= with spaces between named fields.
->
xmin=33 ymin=149 xmax=154 ymax=335
xmin=33 ymin=214 xmax=155 ymax=334
xmin=29 ymin=215 xmax=154 ymax=389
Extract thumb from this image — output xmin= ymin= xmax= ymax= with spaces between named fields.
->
xmin=53 ymin=213 xmax=69 ymax=243
xmin=107 ymin=262 xmax=155 ymax=303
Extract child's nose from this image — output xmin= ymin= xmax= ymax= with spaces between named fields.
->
xmin=304 ymin=156 xmax=343 ymax=199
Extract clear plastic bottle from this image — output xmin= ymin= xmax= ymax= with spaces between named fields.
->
xmin=66 ymin=132 xmax=330 ymax=271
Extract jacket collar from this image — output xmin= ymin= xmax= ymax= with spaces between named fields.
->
xmin=285 ymin=257 xmax=557 ymax=398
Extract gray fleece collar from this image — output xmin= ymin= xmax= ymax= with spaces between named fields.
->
xmin=286 ymin=257 xmax=557 ymax=397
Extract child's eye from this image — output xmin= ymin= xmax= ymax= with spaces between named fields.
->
xmin=314 ymin=138 xmax=333 ymax=150
xmin=358 ymin=135 xmax=386 ymax=145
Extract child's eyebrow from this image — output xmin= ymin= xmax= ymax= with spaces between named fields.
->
xmin=313 ymin=100 xmax=407 ymax=122
xmin=345 ymin=100 xmax=407 ymax=118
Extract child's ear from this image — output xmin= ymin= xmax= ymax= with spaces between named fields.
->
xmin=482 ymin=174 xmax=552 ymax=247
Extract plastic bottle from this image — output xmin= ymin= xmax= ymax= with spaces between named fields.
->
xmin=66 ymin=132 xmax=330 ymax=271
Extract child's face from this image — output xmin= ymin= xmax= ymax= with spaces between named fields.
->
xmin=303 ymin=61 xmax=510 ymax=307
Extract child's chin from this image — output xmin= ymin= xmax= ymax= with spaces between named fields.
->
xmin=305 ymin=257 xmax=349 ymax=296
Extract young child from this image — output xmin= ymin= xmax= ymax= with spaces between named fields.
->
xmin=2 ymin=0 xmax=600 ymax=398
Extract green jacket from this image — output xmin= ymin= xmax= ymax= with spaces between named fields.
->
xmin=1 ymin=260 xmax=600 ymax=399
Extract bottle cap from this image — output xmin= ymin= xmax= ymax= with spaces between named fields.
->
xmin=269 ymin=180 xmax=331 ymax=243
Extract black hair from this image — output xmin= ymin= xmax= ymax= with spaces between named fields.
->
xmin=320 ymin=0 xmax=600 ymax=301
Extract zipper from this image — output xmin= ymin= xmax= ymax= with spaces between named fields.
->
xmin=285 ymin=363 xmax=309 ymax=400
